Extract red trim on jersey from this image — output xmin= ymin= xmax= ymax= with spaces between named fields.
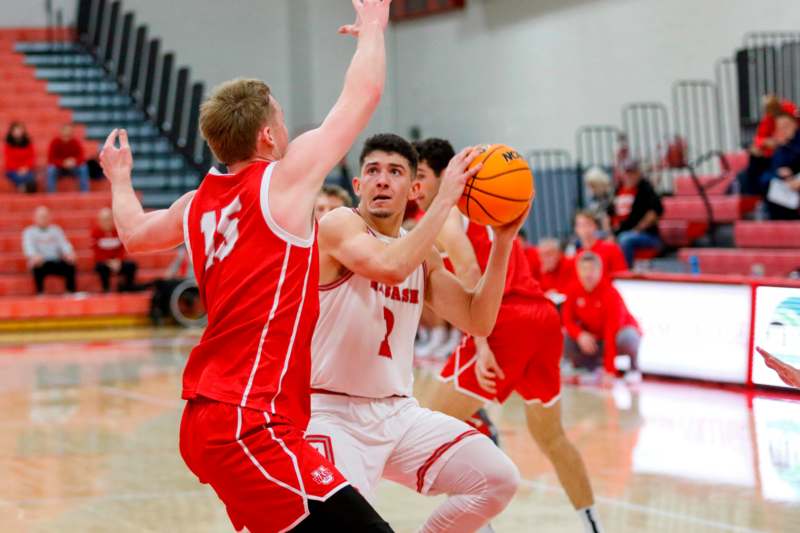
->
xmin=319 ymin=270 xmax=355 ymax=292
xmin=310 ymin=388 xmax=409 ymax=400
xmin=415 ymin=429 xmax=481 ymax=493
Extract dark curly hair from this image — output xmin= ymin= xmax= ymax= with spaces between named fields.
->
xmin=413 ymin=138 xmax=455 ymax=178
xmin=359 ymin=133 xmax=418 ymax=175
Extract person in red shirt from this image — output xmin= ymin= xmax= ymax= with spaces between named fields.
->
xmin=4 ymin=122 xmax=36 ymax=192
xmin=47 ymin=124 xmax=89 ymax=193
xmin=573 ymin=210 xmax=627 ymax=278
xmin=563 ymin=251 xmax=642 ymax=383
xmin=92 ymin=208 xmax=138 ymax=292
xmin=538 ymin=238 xmax=575 ymax=298
xmin=753 ymin=95 xmax=798 ymax=158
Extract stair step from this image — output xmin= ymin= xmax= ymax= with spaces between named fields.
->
xmin=85 ymin=123 xmax=159 ymax=138
xmin=72 ymin=109 xmax=146 ymax=122
xmin=132 ymin=174 xmax=199 ymax=189
xmin=59 ymin=94 xmax=134 ymax=109
xmin=15 ymin=42 xmax=83 ymax=54
xmin=25 ymin=54 xmax=94 ymax=66
xmin=47 ymin=80 xmax=118 ymax=94
xmin=142 ymin=190 xmax=191 ymax=208
xmin=36 ymin=67 xmax=106 ymax=81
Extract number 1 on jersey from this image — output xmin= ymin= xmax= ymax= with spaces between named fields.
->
xmin=378 ymin=307 xmax=395 ymax=358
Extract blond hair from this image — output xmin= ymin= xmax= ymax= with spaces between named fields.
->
xmin=200 ymin=78 xmax=272 ymax=164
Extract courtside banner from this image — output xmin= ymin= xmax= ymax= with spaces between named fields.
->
xmin=615 ymin=280 xmax=751 ymax=384
xmin=751 ymin=286 xmax=800 ymax=389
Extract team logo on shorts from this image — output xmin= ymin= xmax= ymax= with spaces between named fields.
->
xmin=311 ymin=465 xmax=335 ymax=486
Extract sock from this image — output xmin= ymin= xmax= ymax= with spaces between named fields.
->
xmin=577 ymin=506 xmax=603 ymax=533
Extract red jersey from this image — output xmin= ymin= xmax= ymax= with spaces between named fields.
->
xmin=48 ymin=137 xmax=85 ymax=166
xmin=91 ymin=226 xmax=125 ymax=262
xmin=562 ymin=280 xmax=640 ymax=371
xmin=539 ymin=256 xmax=576 ymax=294
xmin=523 ymin=243 xmax=542 ymax=281
xmin=583 ymin=240 xmax=627 ymax=277
xmin=464 ymin=218 xmax=544 ymax=301
xmin=183 ymin=161 xmax=319 ymax=427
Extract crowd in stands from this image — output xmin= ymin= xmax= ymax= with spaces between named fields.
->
xmin=739 ymin=94 xmax=800 ymax=220
xmin=4 ymin=122 xmax=92 ymax=193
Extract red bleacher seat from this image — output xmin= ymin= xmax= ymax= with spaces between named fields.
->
xmin=657 ymin=220 xmax=708 ymax=247
xmin=678 ymin=248 xmax=800 ymax=277
xmin=724 ymin=151 xmax=749 ymax=175
xmin=662 ymin=195 xmax=759 ymax=223
xmin=673 ymin=174 xmax=735 ymax=196
xmin=734 ymin=221 xmax=800 ymax=249
xmin=0 ymin=251 xmax=176 ymax=274
xmin=0 ymin=269 xmax=165 ymax=296
xmin=0 ymin=293 xmax=152 ymax=321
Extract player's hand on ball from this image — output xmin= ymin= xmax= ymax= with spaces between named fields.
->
xmin=339 ymin=0 xmax=392 ymax=37
xmin=475 ymin=341 xmax=505 ymax=395
xmin=492 ymin=201 xmax=531 ymax=242
xmin=436 ymin=147 xmax=482 ymax=209
xmin=100 ymin=129 xmax=133 ymax=186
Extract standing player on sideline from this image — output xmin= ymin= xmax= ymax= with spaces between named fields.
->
xmin=307 ymin=134 xmax=526 ymax=532
xmin=98 ymin=1 xmax=395 ymax=531
xmin=414 ymin=138 xmax=604 ymax=533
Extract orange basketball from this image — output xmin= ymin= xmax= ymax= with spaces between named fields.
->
xmin=458 ymin=144 xmax=534 ymax=226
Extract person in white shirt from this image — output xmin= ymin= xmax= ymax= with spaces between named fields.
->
xmin=22 ymin=206 xmax=77 ymax=294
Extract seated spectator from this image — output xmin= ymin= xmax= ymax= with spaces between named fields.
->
xmin=740 ymin=95 xmax=798 ymax=195
xmin=563 ymin=252 xmax=641 ymax=382
xmin=315 ymin=184 xmax=353 ymax=221
xmin=761 ymin=112 xmax=800 ymax=220
xmin=608 ymin=160 xmax=664 ymax=267
xmin=92 ymin=207 xmax=138 ymax=292
xmin=22 ymin=206 xmax=77 ymax=294
xmin=47 ymin=124 xmax=89 ymax=193
xmin=537 ymin=238 xmax=575 ymax=298
xmin=4 ymin=122 xmax=37 ymax=192
xmin=573 ymin=210 xmax=627 ymax=277
xmin=583 ymin=167 xmax=613 ymax=233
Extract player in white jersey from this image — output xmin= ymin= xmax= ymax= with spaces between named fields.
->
xmin=307 ymin=134 xmax=529 ymax=532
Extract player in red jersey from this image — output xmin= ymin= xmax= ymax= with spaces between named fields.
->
xmin=98 ymin=2 xmax=395 ymax=531
xmin=414 ymin=139 xmax=604 ymax=533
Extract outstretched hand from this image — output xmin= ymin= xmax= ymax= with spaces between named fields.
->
xmin=492 ymin=201 xmax=532 ymax=243
xmin=99 ymin=129 xmax=133 ymax=186
xmin=339 ymin=0 xmax=392 ymax=38
xmin=435 ymin=146 xmax=482 ymax=209
xmin=758 ymin=347 xmax=800 ymax=388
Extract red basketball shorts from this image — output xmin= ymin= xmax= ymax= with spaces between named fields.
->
xmin=179 ymin=398 xmax=348 ymax=533
xmin=440 ymin=297 xmax=563 ymax=406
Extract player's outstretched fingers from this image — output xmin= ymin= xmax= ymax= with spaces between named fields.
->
xmin=119 ymin=129 xmax=130 ymax=149
xmin=103 ymin=128 xmax=118 ymax=150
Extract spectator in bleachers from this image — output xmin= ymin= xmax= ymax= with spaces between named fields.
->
xmin=314 ymin=184 xmax=352 ymax=221
xmin=22 ymin=206 xmax=77 ymax=294
xmin=538 ymin=238 xmax=575 ymax=299
xmin=563 ymin=251 xmax=641 ymax=382
xmin=573 ymin=210 xmax=627 ymax=277
xmin=608 ymin=160 xmax=664 ymax=267
xmin=762 ymin=111 xmax=800 ymax=220
xmin=4 ymin=122 xmax=36 ymax=193
xmin=92 ymin=207 xmax=137 ymax=292
xmin=47 ymin=124 xmax=89 ymax=193
xmin=583 ymin=167 xmax=613 ymax=233
xmin=740 ymin=96 xmax=799 ymax=195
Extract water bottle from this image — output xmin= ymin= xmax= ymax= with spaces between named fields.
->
xmin=689 ymin=255 xmax=700 ymax=274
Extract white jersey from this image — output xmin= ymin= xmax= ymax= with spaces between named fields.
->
xmin=311 ymin=224 xmax=426 ymax=398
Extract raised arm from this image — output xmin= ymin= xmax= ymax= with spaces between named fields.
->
xmin=425 ymin=206 xmax=530 ymax=337
xmin=99 ymin=129 xmax=194 ymax=253
xmin=270 ymin=0 xmax=391 ymax=232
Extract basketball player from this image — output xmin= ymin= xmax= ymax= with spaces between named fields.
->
xmin=99 ymin=1 xmax=396 ymax=531
xmin=307 ymin=134 xmax=527 ymax=532
xmin=414 ymin=138 xmax=604 ymax=533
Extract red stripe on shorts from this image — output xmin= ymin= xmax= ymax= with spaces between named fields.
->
xmin=415 ymin=429 xmax=481 ymax=493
